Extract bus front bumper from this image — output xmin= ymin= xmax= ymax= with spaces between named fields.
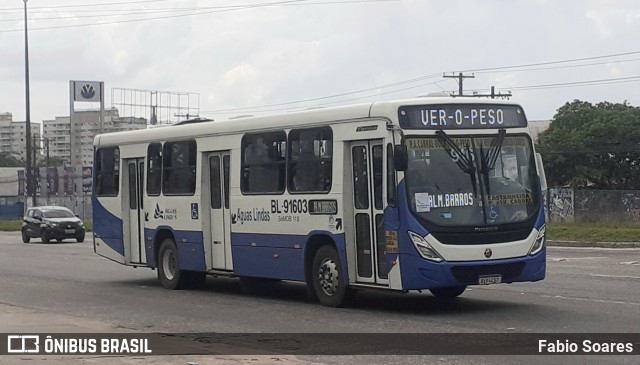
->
xmin=398 ymin=249 xmax=546 ymax=290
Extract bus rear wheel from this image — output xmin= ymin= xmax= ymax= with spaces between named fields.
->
xmin=429 ymin=286 xmax=467 ymax=299
xmin=312 ymin=245 xmax=350 ymax=307
xmin=157 ymin=238 xmax=191 ymax=290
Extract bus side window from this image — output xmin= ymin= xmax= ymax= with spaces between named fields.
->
xmin=162 ymin=140 xmax=196 ymax=196
xmin=288 ymin=127 xmax=332 ymax=193
xmin=241 ymin=132 xmax=286 ymax=194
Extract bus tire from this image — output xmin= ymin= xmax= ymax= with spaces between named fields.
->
xmin=312 ymin=245 xmax=349 ymax=307
xmin=157 ymin=238 xmax=190 ymax=290
xmin=429 ymin=286 xmax=467 ymax=299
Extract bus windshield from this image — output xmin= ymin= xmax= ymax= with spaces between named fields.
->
xmin=405 ymin=134 xmax=538 ymax=227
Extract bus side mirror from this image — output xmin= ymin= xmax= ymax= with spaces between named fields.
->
xmin=394 ymin=145 xmax=408 ymax=171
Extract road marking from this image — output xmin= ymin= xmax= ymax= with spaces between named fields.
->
xmin=589 ymin=274 xmax=640 ymax=280
xmin=542 ymin=294 xmax=640 ymax=306
xmin=621 ymin=261 xmax=639 ymax=265
xmin=549 ymin=246 xmax=640 ymax=252
xmin=550 ymin=256 xmax=606 ymax=262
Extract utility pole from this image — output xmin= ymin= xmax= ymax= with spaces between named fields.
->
xmin=23 ymin=0 xmax=35 ymax=207
xmin=32 ymin=133 xmax=37 ymax=168
xmin=472 ymin=86 xmax=512 ymax=99
xmin=443 ymin=72 xmax=475 ymax=97
xmin=32 ymin=133 xmax=39 ymax=205
xmin=45 ymin=137 xmax=50 ymax=167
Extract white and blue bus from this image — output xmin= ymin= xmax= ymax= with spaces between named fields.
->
xmin=93 ymin=96 xmax=546 ymax=307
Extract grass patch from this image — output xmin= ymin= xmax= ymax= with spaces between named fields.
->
xmin=547 ymin=223 xmax=640 ymax=242
xmin=0 ymin=220 xmax=93 ymax=232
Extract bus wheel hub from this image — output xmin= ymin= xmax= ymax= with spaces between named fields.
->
xmin=318 ymin=259 xmax=339 ymax=296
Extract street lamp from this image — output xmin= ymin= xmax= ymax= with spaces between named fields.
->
xmin=23 ymin=0 xmax=35 ymax=207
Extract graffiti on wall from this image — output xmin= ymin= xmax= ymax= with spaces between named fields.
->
xmin=549 ymin=188 xmax=574 ymax=222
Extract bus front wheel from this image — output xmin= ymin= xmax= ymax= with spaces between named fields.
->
xmin=157 ymin=238 xmax=191 ymax=290
xmin=429 ymin=286 xmax=467 ymax=299
xmin=312 ymin=245 xmax=350 ymax=307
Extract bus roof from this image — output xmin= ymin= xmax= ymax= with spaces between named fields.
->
xmin=94 ymin=96 xmax=523 ymax=147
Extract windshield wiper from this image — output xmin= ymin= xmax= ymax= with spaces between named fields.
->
xmin=435 ymin=130 xmax=478 ymax=196
xmin=479 ymin=129 xmax=506 ymax=196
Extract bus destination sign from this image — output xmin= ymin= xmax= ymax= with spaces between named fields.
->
xmin=398 ymin=104 xmax=527 ymax=130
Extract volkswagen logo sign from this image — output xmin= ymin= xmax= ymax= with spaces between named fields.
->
xmin=484 ymin=248 xmax=493 ymax=258
xmin=80 ymin=83 xmax=95 ymax=99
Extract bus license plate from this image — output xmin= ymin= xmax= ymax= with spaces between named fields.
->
xmin=65 ymin=229 xmax=75 ymax=234
xmin=478 ymin=275 xmax=502 ymax=285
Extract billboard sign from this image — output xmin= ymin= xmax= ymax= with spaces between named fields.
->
xmin=72 ymin=81 xmax=102 ymax=102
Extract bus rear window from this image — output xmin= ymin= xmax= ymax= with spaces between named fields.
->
xmin=95 ymin=147 xmax=120 ymax=197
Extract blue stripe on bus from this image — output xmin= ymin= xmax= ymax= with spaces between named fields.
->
xmin=92 ymin=196 xmax=124 ymax=256
xmin=144 ymin=227 xmax=205 ymax=272
xmin=231 ymin=232 xmax=347 ymax=282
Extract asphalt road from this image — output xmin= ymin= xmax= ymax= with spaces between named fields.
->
xmin=0 ymin=232 xmax=638 ymax=364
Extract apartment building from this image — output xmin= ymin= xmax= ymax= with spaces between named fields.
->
xmin=43 ymin=109 xmax=147 ymax=166
xmin=0 ymin=112 xmax=42 ymax=162
xmin=529 ymin=120 xmax=552 ymax=143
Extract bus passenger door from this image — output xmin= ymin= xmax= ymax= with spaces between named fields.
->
xmin=350 ymin=140 xmax=389 ymax=285
xmin=208 ymin=152 xmax=232 ymax=270
xmin=125 ymin=158 xmax=146 ymax=264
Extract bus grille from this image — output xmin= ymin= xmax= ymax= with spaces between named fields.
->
xmin=432 ymin=228 xmax=532 ymax=245
xmin=451 ymin=262 xmax=525 ymax=285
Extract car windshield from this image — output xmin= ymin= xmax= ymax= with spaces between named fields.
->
xmin=42 ymin=209 xmax=75 ymax=218
xmin=405 ymin=134 xmax=539 ymax=227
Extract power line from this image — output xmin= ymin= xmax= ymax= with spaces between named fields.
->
xmin=474 ymin=58 xmax=640 ymax=74
xmin=0 ymin=0 xmax=400 ymax=33
xmin=202 ymin=73 xmax=442 ymax=114
xmin=499 ymin=76 xmax=640 ymax=91
xmin=201 ymin=50 xmax=640 ymax=114
xmin=202 ymin=78 xmax=448 ymax=115
xmin=0 ymin=0 xmax=175 ymax=11
xmin=458 ymin=50 xmax=640 ymax=73
xmin=0 ymin=0 xmax=308 ymax=32
xmin=202 ymin=74 xmax=640 ymax=115
xmin=0 ymin=0 xmax=395 ymax=18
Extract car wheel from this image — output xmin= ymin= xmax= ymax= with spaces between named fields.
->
xmin=21 ymin=229 xmax=30 ymax=243
xmin=311 ymin=245 xmax=351 ymax=307
xmin=41 ymin=230 xmax=50 ymax=244
xmin=76 ymin=235 xmax=85 ymax=243
xmin=56 ymin=238 xmax=63 ymax=243
xmin=429 ymin=286 xmax=467 ymax=299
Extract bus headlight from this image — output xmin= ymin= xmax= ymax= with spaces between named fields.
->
xmin=408 ymin=231 xmax=444 ymax=262
xmin=529 ymin=225 xmax=546 ymax=255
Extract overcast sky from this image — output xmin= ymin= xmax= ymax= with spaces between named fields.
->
xmin=1 ymin=0 xmax=639 ymax=125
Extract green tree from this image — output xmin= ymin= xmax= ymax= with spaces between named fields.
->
xmin=0 ymin=152 xmax=24 ymax=167
xmin=537 ymin=100 xmax=640 ymax=189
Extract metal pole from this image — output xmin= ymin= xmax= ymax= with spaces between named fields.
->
xmin=23 ymin=0 xmax=35 ymax=207
xmin=45 ymin=137 xmax=49 ymax=167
